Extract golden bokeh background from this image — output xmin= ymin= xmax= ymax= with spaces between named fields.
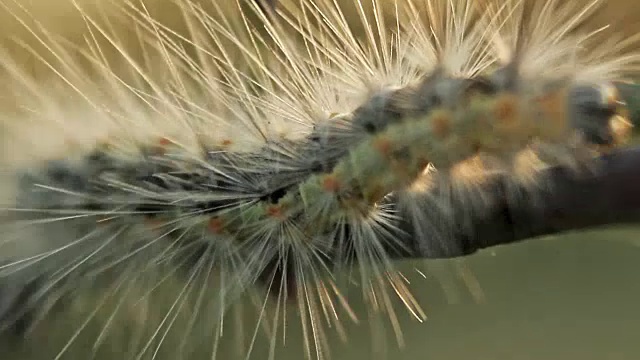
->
xmin=0 ymin=0 xmax=638 ymax=80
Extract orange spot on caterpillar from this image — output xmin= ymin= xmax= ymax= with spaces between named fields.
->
xmin=158 ymin=137 xmax=172 ymax=146
xmin=221 ymin=139 xmax=233 ymax=147
xmin=266 ymin=205 xmax=286 ymax=219
xmin=151 ymin=136 xmax=172 ymax=155
xmin=322 ymin=175 xmax=341 ymax=192
xmin=208 ymin=217 xmax=225 ymax=234
xmin=430 ymin=110 xmax=452 ymax=139
xmin=373 ymin=136 xmax=393 ymax=156
xmin=493 ymin=94 xmax=519 ymax=125
xmin=536 ymin=89 xmax=568 ymax=138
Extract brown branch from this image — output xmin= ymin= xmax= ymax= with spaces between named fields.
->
xmin=395 ymin=146 xmax=640 ymax=259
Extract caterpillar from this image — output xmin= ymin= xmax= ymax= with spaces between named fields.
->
xmin=0 ymin=0 xmax=638 ymax=359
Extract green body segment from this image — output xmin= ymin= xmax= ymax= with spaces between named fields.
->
xmin=165 ymin=82 xmax=633 ymax=247
xmin=210 ymin=94 xmax=520 ymax=242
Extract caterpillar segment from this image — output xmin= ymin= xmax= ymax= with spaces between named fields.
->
xmin=4 ymin=68 xmax=633 ymax=298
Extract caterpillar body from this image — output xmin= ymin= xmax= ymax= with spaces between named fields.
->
xmin=0 ymin=0 xmax=637 ymax=359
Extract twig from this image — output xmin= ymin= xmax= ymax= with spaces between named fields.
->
xmin=398 ymin=146 xmax=640 ymax=259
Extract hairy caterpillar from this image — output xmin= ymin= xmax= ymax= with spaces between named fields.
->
xmin=0 ymin=0 xmax=638 ymax=359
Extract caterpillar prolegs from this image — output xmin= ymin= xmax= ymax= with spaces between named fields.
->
xmin=0 ymin=0 xmax=638 ymax=359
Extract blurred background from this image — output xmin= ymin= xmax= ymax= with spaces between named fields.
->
xmin=1 ymin=1 xmax=640 ymax=359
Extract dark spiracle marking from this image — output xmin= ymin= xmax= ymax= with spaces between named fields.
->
xmin=351 ymin=88 xmax=408 ymax=133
